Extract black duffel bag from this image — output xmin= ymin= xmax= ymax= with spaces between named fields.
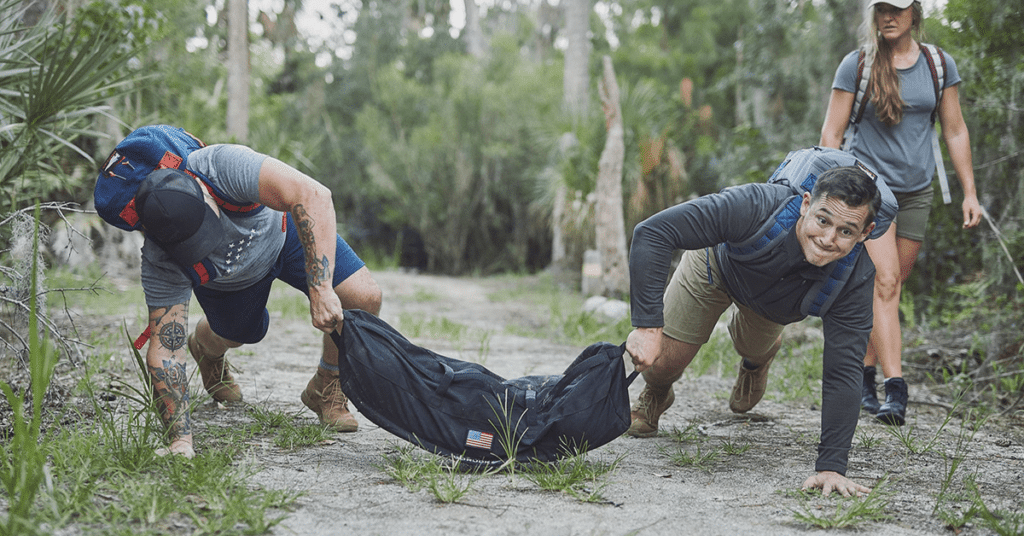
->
xmin=330 ymin=310 xmax=639 ymax=469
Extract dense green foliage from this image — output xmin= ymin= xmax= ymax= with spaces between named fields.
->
xmin=2 ymin=0 xmax=1021 ymax=323
xmin=352 ymin=34 xmax=562 ymax=272
xmin=915 ymin=0 xmax=1024 ymax=320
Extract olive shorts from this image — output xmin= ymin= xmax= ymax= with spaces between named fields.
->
xmin=663 ymin=248 xmax=783 ymax=364
xmin=893 ymin=187 xmax=934 ymax=242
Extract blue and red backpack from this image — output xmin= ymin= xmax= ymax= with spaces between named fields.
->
xmin=94 ymin=124 xmax=263 ymax=232
xmin=94 ymin=125 xmax=266 ymax=349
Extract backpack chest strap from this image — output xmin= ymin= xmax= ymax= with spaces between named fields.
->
xmin=802 ymin=244 xmax=862 ymax=317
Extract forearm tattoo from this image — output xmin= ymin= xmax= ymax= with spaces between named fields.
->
xmin=293 ymin=203 xmax=331 ymax=287
xmin=150 ymin=359 xmax=192 ymax=439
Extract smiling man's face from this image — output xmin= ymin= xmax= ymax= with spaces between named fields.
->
xmin=795 ymin=192 xmax=874 ymax=267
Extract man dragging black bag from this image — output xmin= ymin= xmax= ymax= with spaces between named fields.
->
xmin=625 ymin=147 xmax=897 ymax=497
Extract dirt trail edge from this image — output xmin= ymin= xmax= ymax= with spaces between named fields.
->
xmin=195 ymin=270 xmax=1022 ymax=536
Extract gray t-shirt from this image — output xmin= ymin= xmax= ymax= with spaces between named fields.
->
xmin=832 ymin=47 xmax=961 ymax=193
xmin=140 ymin=144 xmax=287 ymax=307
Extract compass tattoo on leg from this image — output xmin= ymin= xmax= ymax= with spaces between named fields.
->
xmin=158 ymin=321 xmax=187 ymax=351
xmin=147 ymin=304 xmax=192 ymax=439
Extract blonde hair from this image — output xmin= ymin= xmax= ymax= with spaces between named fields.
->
xmin=858 ymin=1 xmax=925 ymax=126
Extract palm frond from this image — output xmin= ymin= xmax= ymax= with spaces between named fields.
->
xmin=0 ymin=0 xmax=139 ymax=210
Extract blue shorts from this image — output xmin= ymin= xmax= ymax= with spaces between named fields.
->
xmin=194 ymin=213 xmax=365 ymax=344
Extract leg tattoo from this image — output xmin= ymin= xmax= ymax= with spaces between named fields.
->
xmin=150 ymin=359 xmax=192 ymax=439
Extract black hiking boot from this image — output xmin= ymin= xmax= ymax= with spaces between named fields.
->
xmin=876 ymin=377 xmax=908 ymax=426
xmin=861 ymin=366 xmax=881 ymax=414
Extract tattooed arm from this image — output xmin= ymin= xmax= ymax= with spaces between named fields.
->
xmin=147 ymin=302 xmax=195 ymax=458
xmin=256 ymin=157 xmax=344 ymax=333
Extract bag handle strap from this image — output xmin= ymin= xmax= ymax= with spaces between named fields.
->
xmin=435 ymin=362 xmax=455 ymax=397
xmin=623 ymin=344 xmax=640 ymax=385
xmin=525 ymin=389 xmax=537 ymax=427
xmin=550 ymin=343 xmax=639 ymax=394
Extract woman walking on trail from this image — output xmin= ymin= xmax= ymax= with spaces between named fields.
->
xmin=819 ymin=0 xmax=982 ymax=426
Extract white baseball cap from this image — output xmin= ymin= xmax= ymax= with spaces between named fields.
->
xmin=869 ymin=0 xmax=915 ymax=8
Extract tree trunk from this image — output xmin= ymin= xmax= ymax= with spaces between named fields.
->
xmin=562 ymin=0 xmax=590 ymax=118
xmin=226 ymin=0 xmax=249 ymax=143
xmin=594 ymin=55 xmax=628 ymax=299
xmin=552 ymin=0 xmax=591 ymax=271
xmin=463 ymin=0 xmax=486 ymax=59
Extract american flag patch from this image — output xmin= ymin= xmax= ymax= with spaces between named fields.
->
xmin=465 ymin=430 xmax=493 ymax=450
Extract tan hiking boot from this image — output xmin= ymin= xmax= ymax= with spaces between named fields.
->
xmin=728 ymin=356 xmax=775 ymax=413
xmin=301 ymin=369 xmax=358 ymax=432
xmin=627 ymin=385 xmax=675 ymax=438
xmin=187 ymin=334 xmax=242 ymax=403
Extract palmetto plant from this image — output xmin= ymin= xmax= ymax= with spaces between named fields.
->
xmin=0 ymin=0 xmax=138 ymax=364
xmin=0 ymin=0 xmax=136 ymax=212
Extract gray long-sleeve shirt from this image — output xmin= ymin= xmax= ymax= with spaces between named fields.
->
xmin=629 ymin=182 xmax=875 ymax=474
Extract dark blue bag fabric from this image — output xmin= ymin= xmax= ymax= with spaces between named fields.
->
xmin=766 ymin=146 xmax=897 ymax=240
xmin=331 ymin=310 xmax=639 ymax=469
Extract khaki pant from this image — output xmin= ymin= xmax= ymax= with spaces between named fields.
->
xmin=663 ymin=248 xmax=783 ymax=366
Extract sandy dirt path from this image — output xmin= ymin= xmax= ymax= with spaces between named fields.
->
xmin=183 ymin=270 xmax=1024 ymax=536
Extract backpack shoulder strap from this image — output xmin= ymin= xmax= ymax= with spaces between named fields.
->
xmin=803 ymin=244 xmax=863 ymax=317
xmin=920 ymin=43 xmax=953 ymax=204
xmin=919 ymin=43 xmax=945 ymax=123
xmin=194 ymin=177 xmax=264 ymax=214
xmin=723 ymin=196 xmax=799 ymax=259
xmin=843 ymin=48 xmax=873 ymax=152
xmin=850 ymin=47 xmax=873 ymax=126
xmin=185 ymin=258 xmax=220 ymax=286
